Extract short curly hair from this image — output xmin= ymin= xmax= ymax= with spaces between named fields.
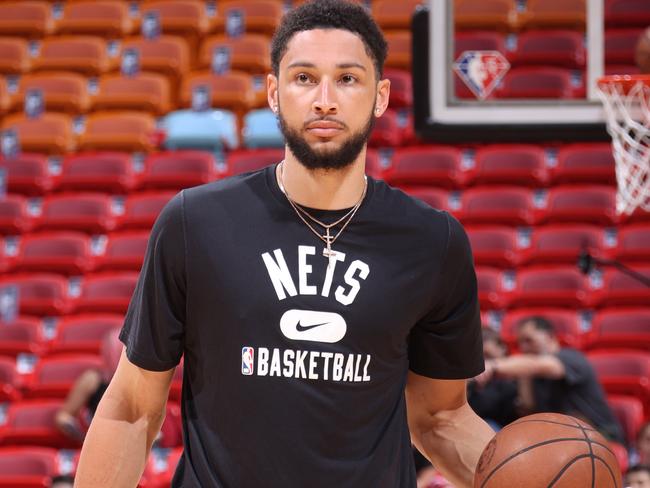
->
xmin=270 ymin=0 xmax=388 ymax=79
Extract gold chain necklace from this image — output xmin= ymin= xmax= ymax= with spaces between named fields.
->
xmin=277 ymin=161 xmax=368 ymax=267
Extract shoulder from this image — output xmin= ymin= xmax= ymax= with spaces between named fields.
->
xmin=183 ymin=168 xmax=267 ymax=206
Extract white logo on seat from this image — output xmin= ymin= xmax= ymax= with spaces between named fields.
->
xmin=279 ymin=309 xmax=347 ymax=343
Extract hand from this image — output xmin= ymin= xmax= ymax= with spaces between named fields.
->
xmin=474 ymin=359 xmax=497 ymax=388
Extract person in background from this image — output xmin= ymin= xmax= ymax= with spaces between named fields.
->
xmin=55 ymin=329 xmax=121 ymax=442
xmin=631 ymin=422 xmax=650 ymax=466
xmin=625 ymin=465 xmax=650 ymax=488
xmin=476 ymin=316 xmax=624 ymax=444
xmin=468 ymin=327 xmax=519 ymax=430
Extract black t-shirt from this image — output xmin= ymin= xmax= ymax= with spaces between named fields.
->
xmin=119 ymin=165 xmax=484 ymax=488
xmin=532 ymin=348 xmax=624 ymax=444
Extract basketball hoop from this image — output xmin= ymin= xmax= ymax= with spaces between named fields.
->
xmin=597 ymin=75 xmax=650 ymax=215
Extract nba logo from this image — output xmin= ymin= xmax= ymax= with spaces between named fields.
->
xmin=241 ymin=347 xmax=254 ymax=376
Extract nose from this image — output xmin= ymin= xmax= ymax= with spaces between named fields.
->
xmin=312 ymin=78 xmax=338 ymax=115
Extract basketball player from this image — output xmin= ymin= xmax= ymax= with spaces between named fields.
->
xmin=74 ymin=1 xmax=494 ymax=486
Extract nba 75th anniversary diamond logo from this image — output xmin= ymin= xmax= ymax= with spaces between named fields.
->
xmin=241 ymin=347 xmax=254 ymax=375
xmin=453 ymin=50 xmax=510 ymax=100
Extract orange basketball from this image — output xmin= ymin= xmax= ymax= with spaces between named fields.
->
xmin=635 ymin=26 xmax=650 ymax=74
xmin=474 ymin=413 xmax=623 ymax=488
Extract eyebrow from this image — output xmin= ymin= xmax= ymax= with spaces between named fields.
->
xmin=286 ymin=61 xmax=367 ymax=71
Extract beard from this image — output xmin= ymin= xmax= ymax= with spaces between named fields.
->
xmin=277 ymin=106 xmax=375 ymax=171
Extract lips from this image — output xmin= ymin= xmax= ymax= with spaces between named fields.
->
xmin=305 ymin=120 xmax=344 ymax=138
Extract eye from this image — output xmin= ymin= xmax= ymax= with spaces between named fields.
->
xmin=296 ymin=73 xmax=313 ymax=84
xmin=340 ymin=74 xmax=357 ymax=85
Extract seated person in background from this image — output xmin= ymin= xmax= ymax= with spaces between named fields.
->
xmin=476 ymin=316 xmax=624 ymax=444
xmin=55 ymin=329 xmax=122 ymax=442
xmin=626 ymin=465 xmax=650 ymax=488
xmin=468 ymin=327 xmax=519 ymax=430
xmin=631 ymin=422 xmax=650 ymax=466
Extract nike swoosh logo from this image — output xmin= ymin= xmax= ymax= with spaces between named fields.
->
xmin=280 ymin=309 xmax=347 ymax=343
xmin=295 ymin=321 xmax=330 ymax=332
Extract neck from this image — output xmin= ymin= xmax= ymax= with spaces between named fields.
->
xmin=278 ymin=148 xmax=368 ymax=210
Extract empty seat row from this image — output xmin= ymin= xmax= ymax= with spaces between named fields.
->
xmin=476 ymin=265 xmax=650 ymax=310
xmin=467 ymin=224 xmax=650 ymax=268
xmin=1 ymin=150 xmax=218 ymax=195
xmin=383 ymin=143 xmax=616 ymax=188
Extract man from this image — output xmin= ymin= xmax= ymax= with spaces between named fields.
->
xmin=477 ymin=316 xmax=624 ymax=443
xmin=74 ymin=1 xmax=494 ymax=487
xmin=626 ymin=465 xmax=650 ymax=488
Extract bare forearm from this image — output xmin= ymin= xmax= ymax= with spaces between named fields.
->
xmin=74 ymin=395 xmax=165 ymax=487
xmin=493 ymin=355 xmax=561 ymax=378
xmin=412 ymin=404 xmax=495 ymax=488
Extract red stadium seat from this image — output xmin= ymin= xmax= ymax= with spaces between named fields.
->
xmin=0 ymin=399 xmax=82 ymax=448
xmin=454 ymin=0 xmax=515 ymax=31
xmin=93 ymin=73 xmax=172 ymax=115
xmin=14 ymin=232 xmax=94 ymax=275
xmin=383 ymin=69 xmax=413 ymax=109
xmin=0 ymin=153 xmax=54 ymax=196
xmin=225 ymin=148 xmax=283 ymax=177
xmin=586 ymin=308 xmax=650 ymax=352
xmin=78 ymin=111 xmax=158 ymax=153
xmin=0 ymin=317 xmax=44 ymax=357
xmin=0 ymin=1 xmax=54 ymax=39
xmin=458 ymin=187 xmax=536 ymax=226
xmin=369 ymin=109 xmax=404 ymax=147
xmin=180 ymin=71 xmax=256 ymax=114
xmin=587 ymin=350 xmax=650 ymax=415
xmin=140 ymin=150 xmax=216 ymax=191
xmin=0 ymin=273 xmax=70 ymax=316
xmin=74 ymin=272 xmax=139 ymax=314
xmin=142 ymin=447 xmax=183 ymax=488
xmin=0 ymin=356 xmax=21 ymax=401
xmin=610 ymin=442 xmax=629 ymax=474
xmin=401 ymin=188 xmax=451 ymax=212
xmin=38 ymin=193 xmax=118 ymax=234
xmin=605 ymin=29 xmax=645 ymax=65
xmin=120 ymin=36 xmax=190 ymax=88
xmin=373 ymin=0 xmax=422 ymax=31
xmin=158 ymin=402 xmax=183 ymax=448
xmin=607 ymin=394 xmax=645 ymax=447
xmin=0 ymin=37 xmax=31 ymax=75
xmin=552 ymin=143 xmax=617 ymax=185
xmin=211 ymin=1 xmax=283 ymax=36
xmin=509 ymin=266 xmax=589 ymax=308
xmin=382 ymin=146 xmax=465 ymax=189
xmin=614 ymin=224 xmax=650 ymax=263
xmin=121 ymin=191 xmax=176 ymax=230
xmin=593 ymin=267 xmax=650 ymax=308
xmin=141 ymin=0 xmax=210 ymax=56
xmin=48 ymin=314 xmax=123 ymax=356
xmin=1 ymin=113 xmax=75 ymax=154
xmin=384 ymin=31 xmax=411 ymax=70
xmin=498 ymin=67 xmax=580 ymax=99
xmin=0 ymin=195 xmax=35 ymax=234
xmin=542 ymin=185 xmax=619 ymax=226
xmin=98 ymin=231 xmax=149 ymax=272
xmin=58 ymin=152 xmax=137 ymax=194
xmin=466 ymin=226 xmax=520 ymax=268
xmin=58 ymin=1 xmax=136 ymax=39
xmin=520 ymin=0 xmax=586 ymax=30
xmin=501 ymin=308 xmax=586 ymax=350
xmin=0 ymin=446 xmax=59 ymax=488
xmin=169 ymin=360 xmax=183 ymax=402
xmin=23 ymin=353 xmax=103 ymax=399
xmin=454 ymin=31 xmax=508 ymax=59
xmin=472 ymin=144 xmax=550 ymax=187
xmin=33 ymin=36 xmax=113 ymax=77
xmin=605 ymin=0 xmax=650 ymax=28
xmin=199 ymin=34 xmax=271 ymax=74
xmin=13 ymin=72 xmax=91 ymax=115
xmin=522 ymin=225 xmax=606 ymax=266
xmin=511 ymin=30 xmax=586 ymax=69
xmin=0 ymin=78 xmax=9 ymax=116
xmin=476 ymin=267 xmax=510 ymax=310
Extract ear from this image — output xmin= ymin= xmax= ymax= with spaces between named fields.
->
xmin=267 ymin=73 xmax=279 ymax=113
xmin=374 ymin=78 xmax=391 ymax=117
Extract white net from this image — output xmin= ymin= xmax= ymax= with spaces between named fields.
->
xmin=597 ymin=77 xmax=650 ymax=215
